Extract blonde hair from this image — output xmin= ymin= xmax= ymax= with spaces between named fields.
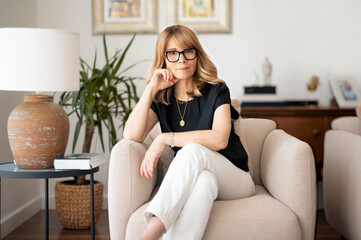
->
xmin=147 ymin=25 xmax=225 ymax=105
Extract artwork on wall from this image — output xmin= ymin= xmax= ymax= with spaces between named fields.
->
xmin=167 ymin=0 xmax=232 ymax=33
xmin=92 ymin=0 xmax=157 ymax=34
xmin=330 ymin=75 xmax=361 ymax=107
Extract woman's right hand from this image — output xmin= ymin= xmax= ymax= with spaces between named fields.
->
xmin=149 ymin=69 xmax=177 ymax=92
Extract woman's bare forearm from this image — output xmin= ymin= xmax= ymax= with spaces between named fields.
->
xmin=175 ymin=130 xmax=229 ymax=151
xmin=159 ymin=129 xmax=230 ymax=152
xmin=123 ymin=85 xmax=157 ymax=142
xmin=124 ymin=69 xmax=177 ymax=142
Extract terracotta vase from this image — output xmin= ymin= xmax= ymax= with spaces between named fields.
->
xmin=7 ymin=94 xmax=69 ymax=169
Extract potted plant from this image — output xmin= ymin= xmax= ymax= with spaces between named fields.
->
xmin=55 ymin=34 xmax=141 ymax=229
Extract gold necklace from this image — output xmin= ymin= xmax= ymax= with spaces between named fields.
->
xmin=176 ymin=97 xmax=188 ymax=127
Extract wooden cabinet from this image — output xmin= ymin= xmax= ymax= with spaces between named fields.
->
xmin=241 ymin=106 xmax=356 ymax=179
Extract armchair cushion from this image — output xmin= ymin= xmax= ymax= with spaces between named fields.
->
xmin=126 ymin=186 xmax=302 ymax=240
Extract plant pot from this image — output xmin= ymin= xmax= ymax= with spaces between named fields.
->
xmin=55 ymin=180 xmax=103 ymax=229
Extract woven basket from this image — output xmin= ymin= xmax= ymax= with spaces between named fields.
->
xmin=55 ymin=180 xmax=103 ymax=229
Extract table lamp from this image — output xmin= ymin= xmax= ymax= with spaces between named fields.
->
xmin=0 ymin=28 xmax=79 ymax=169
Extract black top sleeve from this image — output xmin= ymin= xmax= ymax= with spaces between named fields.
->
xmin=214 ymin=83 xmax=231 ymax=110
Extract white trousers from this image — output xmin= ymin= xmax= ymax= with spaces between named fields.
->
xmin=144 ymin=143 xmax=255 ymax=240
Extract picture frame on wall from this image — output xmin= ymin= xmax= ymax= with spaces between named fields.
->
xmin=330 ymin=76 xmax=361 ymax=108
xmin=167 ymin=0 xmax=232 ymax=33
xmin=92 ymin=0 xmax=157 ymax=34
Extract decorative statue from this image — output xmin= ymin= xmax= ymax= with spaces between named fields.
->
xmin=307 ymin=75 xmax=320 ymax=92
xmin=306 ymin=75 xmax=321 ymax=106
xmin=262 ymin=57 xmax=272 ymax=86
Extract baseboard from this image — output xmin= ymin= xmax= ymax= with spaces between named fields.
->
xmin=45 ymin=195 xmax=108 ymax=210
xmin=1 ymin=196 xmax=42 ymax=238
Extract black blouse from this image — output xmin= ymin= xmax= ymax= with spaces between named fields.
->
xmin=150 ymin=83 xmax=248 ymax=171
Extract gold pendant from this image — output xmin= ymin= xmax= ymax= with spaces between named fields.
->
xmin=180 ymin=120 xmax=185 ymax=127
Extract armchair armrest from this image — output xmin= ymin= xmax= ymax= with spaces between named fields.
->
xmin=323 ymin=130 xmax=361 ymax=239
xmin=108 ymin=139 xmax=157 ymax=240
xmin=260 ymin=129 xmax=317 ymax=240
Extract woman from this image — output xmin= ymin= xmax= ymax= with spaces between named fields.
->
xmin=123 ymin=25 xmax=255 ymax=240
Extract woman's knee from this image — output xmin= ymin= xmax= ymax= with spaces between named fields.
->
xmin=171 ymin=143 xmax=207 ymax=168
xmin=175 ymin=143 xmax=208 ymax=160
xmin=196 ymin=171 xmax=218 ymax=199
xmin=178 ymin=143 xmax=204 ymax=154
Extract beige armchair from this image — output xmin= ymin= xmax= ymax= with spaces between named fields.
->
xmin=324 ymin=116 xmax=361 ymax=239
xmin=108 ymin=117 xmax=317 ymax=240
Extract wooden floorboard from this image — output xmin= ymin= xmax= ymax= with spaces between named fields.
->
xmin=3 ymin=209 xmax=340 ymax=239
xmin=315 ymin=209 xmax=341 ymax=240
xmin=3 ymin=210 xmax=110 ymax=240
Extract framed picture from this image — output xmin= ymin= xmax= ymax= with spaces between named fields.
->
xmin=92 ymin=0 xmax=157 ymax=34
xmin=167 ymin=0 xmax=232 ymax=33
xmin=330 ymin=76 xmax=361 ymax=108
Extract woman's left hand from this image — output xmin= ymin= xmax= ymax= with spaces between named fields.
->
xmin=140 ymin=134 xmax=166 ymax=179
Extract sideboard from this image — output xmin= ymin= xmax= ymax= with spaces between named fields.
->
xmin=240 ymin=106 xmax=356 ymax=180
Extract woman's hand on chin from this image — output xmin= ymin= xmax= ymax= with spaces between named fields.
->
xmin=149 ymin=69 xmax=179 ymax=92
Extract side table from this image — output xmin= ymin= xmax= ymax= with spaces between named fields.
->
xmin=0 ymin=162 xmax=99 ymax=240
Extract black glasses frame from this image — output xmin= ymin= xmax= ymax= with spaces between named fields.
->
xmin=164 ymin=48 xmax=197 ymax=62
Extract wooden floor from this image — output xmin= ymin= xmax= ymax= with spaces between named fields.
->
xmin=316 ymin=210 xmax=342 ymax=240
xmin=3 ymin=210 xmax=110 ymax=240
xmin=3 ymin=209 xmax=340 ymax=240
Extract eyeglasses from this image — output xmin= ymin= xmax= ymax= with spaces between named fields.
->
xmin=164 ymin=48 xmax=197 ymax=62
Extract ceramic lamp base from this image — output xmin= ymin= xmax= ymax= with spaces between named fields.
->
xmin=7 ymin=94 xmax=69 ymax=169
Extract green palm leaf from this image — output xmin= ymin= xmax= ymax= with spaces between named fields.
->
xmin=58 ymin=34 xmax=143 ymax=154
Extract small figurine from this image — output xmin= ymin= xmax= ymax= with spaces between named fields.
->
xmin=307 ymin=75 xmax=320 ymax=92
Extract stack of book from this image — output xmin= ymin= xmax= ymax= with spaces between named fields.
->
xmin=54 ymin=153 xmax=108 ymax=170
xmin=240 ymin=86 xmax=318 ymax=107
xmin=240 ymin=86 xmax=281 ymax=106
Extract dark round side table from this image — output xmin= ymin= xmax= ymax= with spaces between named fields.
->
xmin=0 ymin=162 xmax=99 ymax=240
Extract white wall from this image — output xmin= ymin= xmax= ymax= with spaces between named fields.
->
xmin=233 ymin=0 xmax=361 ymax=104
xmin=36 ymin=0 xmax=361 ymax=105
xmin=0 ymin=0 xmax=42 ymax=238
xmin=2 ymin=0 xmax=361 ymax=235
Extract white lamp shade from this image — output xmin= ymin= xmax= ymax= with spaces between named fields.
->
xmin=0 ymin=28 xmax=79 ymax=92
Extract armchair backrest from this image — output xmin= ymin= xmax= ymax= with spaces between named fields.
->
xmin=242 ymin=118 xmax=276 ymax=185
xmin=331 ymin=116 xmax=361 ymax=135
